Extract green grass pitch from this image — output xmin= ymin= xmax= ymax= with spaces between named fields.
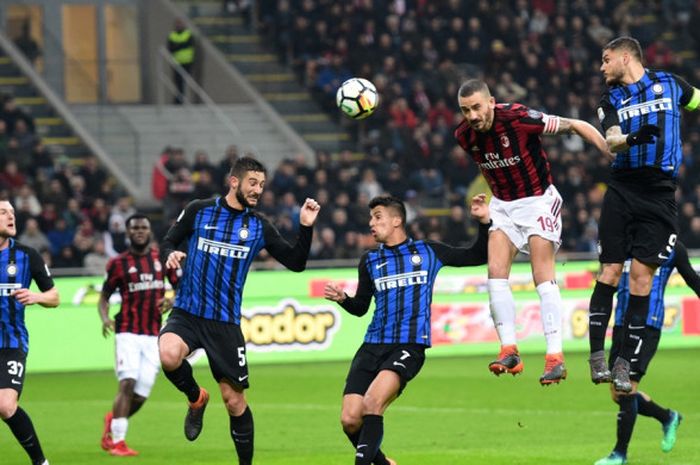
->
xmin=2 ymin=349 xmax=698 ymax=465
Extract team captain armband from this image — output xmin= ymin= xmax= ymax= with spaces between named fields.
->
xmin=684 ymin=87 xmax=700 ymax=111
xmin=542 ymin=114 xmax=561 ymax=134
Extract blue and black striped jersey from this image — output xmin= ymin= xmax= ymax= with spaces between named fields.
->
xmin=615 ymin=242 xmax=700 ymax=329
xmin=161 ymin=197 xmax=313 ymax=324
xmin=0 ymin=239 xmax=54 ymax=352
xmin=340 ymin=223 xmax=489 ymax=346
xmin=598 ymin=70 xmax=695 ymax=181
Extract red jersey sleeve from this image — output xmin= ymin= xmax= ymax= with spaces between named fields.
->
xmin=102 ymin=257 xmax=121 ymax=296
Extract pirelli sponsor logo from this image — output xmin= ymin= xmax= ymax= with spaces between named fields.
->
xmin=617 ymin=98 xmax=672 ymax=122
xmin=197 ymin=236 xmax=250 ymax=259
xmin=374 ymin=270 xmax=428 ymax=291
xmin=0 ymin=283 xmax=22 ymax=296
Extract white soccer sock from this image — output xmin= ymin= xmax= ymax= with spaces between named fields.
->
xmin=537 ymin=280 xmax=563 ymax=354
xmin=111 ymin=417 xmax=128 ymax=443
xmin=488 ymin=278 xmax=517 ymax=346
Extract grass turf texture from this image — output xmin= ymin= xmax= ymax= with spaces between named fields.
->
xmin=3 ymin=349 xmax=698 ymax=465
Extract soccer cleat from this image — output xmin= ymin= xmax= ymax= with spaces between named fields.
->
xmin=594 ymin=451 xmax=627 ymax=465
xmin=589 ymin=351 xmax=612 ymax=384
xmin=109 ymin=441 xmax=139 ymax=456
xmin=611 ymin=357 xmax=632 ymax=393
xmin=184 ymin=387 xmax=210 ymax=441
xmin=101 ymin=411 xmax=114 ymax=451
xmin=539 ymin=353 xmax=567 ymax=385
xmin=488 ymin=345 xmax=523 ymax=376
xmin=661 ymin=410 xmax=682 ymax=452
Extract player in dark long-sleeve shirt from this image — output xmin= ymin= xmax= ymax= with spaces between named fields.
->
xmin=325 ymin=194 xmax=490 ymax=465
xmin=0 ymin=201 xmax=59 ymax=465
xmin=158 ymin=157 xmax=320 ymax=465
xmin=594 ymin=241 xmax=699 ymax=465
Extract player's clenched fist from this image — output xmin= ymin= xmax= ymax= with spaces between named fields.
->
xmin=166 ymin=251 xmax=187 ymax=269
xmin=300 ymin=198 xmax=321 ymax=227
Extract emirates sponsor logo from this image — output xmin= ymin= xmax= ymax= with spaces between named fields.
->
xmin=479 ymin=152 xmax=521 ymax=170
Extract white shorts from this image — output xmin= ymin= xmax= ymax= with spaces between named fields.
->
xmin=489 ymin=184 xmax=562 ymax=254
xmin=115 ymin=333 xmax=160 ymax=398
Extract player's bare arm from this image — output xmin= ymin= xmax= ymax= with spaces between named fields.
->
xmin=299 ymin=197 xmax=321 ymax=226
xmin=11 ymin=287 xmax=59 ymax=307
xmin=558 ymin=117 xmax=614 ymax=160
xmin=469 ymin=193 xmax=490 ymax=224
xmin=166 ymin=251 xmax=187 ymax=269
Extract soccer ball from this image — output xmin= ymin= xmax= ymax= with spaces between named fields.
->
xmin=336 ymin=78 xmax=379 ymax=120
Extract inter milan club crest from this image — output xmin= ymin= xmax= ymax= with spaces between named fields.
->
xmin=6 ymin=263 xmax=16 ymax=277
xmin=238 ymin=228 xmax=249 ymax=240
xmin=500 ymin=135 xmax=510 ymax=148
xmin=652 ymin=83 xmax=663 ymax=95
xmin=154 ymin=260 xmax=162 ymax=272
xmin=410 ymin=254 xmax=422 ymax=266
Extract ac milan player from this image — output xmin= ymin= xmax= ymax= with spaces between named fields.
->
xmin=98 ymin=214 xmax=179 ymax=455
xmin=455 ymin=79 xmax=611 ymax=385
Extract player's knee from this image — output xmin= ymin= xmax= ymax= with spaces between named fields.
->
xmin=361 ymin=393 xmax=384 ymax=415
xmin=598 ymin=264 xmax=622 ymax=286
xmin=222 ymin=392 xmax=246 ymax=416
xmin=0 ymin=397 xmax=18 ymax=419
xmin=340 ymin=410 xmax=362 ymax=433
xmin=159 ymin=345 xmax=184 ymax=370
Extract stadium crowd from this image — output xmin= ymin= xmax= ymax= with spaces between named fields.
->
xmin=4 ymin=0 xmax=700 ymax=270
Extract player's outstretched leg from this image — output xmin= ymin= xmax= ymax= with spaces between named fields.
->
xmin=588 ymin=282 xmax=616 ymax=382
xmin=184 ymin=387 xmax=209 ymax=441
xmin=3 ymin=407 xmax=49 ymax=465
xmin=596 ymin=394 xmax=637 ymax=465
xmin=488 ymin=344 xmax=523 ymax=376
xmin=613 ymin=295 xmax=649 ymax=391
xmin=539 ymin=352 xmax=567 ymax=386
xmin=611 ymin=357 xmax=632 ymax=393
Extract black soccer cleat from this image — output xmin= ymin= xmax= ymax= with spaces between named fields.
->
xmin=589 ymin=351 xmax=612 ymax=384
xmin=185 ymin=388 xmax=209 ymax=441
xmin=611 ymin=357 xmax=632 ymax=393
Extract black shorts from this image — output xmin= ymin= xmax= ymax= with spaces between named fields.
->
xmin=609 ymin=326 xmax=661 ymax=382
xmin=0 ymin=349 xmax=27 ymax=395
xmin=160 ymin=308 xmax=249 ymax=388
xmin=598 ymin=183 xmax=677 ymax=265
xmin=343 ymin=343 xmax=426 ymax=397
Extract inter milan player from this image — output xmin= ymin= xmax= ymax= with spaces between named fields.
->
xmin=590 ymin=36 xmax=700 ymax=393
xmin=455 ymin=79 xmax=610 ymax=384
xmin=595 ymin=240 xmax=699 ymax=465
xmin=325 ymin=194 xmax=490 ymax=465
xmin=98 ymin=214 xmax=179 ymax=456
xmin=158 ymin=157 xmax=320 ymax=465
xmin=0 ymin=200 xmax=58 ymax=465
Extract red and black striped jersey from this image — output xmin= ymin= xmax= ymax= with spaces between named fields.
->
xmin=102 ymin=247 xmax=179 ymax=336
xmin=454 ymin=103 xmax=558 ymax=201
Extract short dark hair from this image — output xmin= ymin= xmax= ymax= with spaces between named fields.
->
xmin=368 ymin=195 xmax=406 ymax=226
xmin=125 ymin=213 xmax=150 ymax=228
xmin=230 ymin=156 xmax=267 ymax=179
xmin=458 ymin=79 xmax=491 ymax=99
xmin=603 ymin=36 xmax=643 ymax=63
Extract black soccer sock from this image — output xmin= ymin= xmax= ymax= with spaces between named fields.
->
xmin=163 ymin=360 xmax=201 ymax=403
xmin=345 ymin=429 xmax=390 ymax=465
xmin=588 ymin=281 xmax=617 ymax=353
xmin=636 ymin=394 xmax=671 ymax=424
xmin=230 ymin=406 xmax=254 ymax=465
xmin=614 ymin=395 xmax=638 ymax=456
xmin=3 ymin=407 xmax=46 ymax=464
xmin=618 ymin=294 xmax=650 ymax=362
xmin=355 ymin=415 xmax=384 ymax=465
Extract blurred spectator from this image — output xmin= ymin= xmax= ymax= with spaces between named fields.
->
xmin=13 ymin=21 xmax=41 ymax=65
xmin=83 ymin=238 xmax=110 ymax=275
xmin=18 ymin=218 xmax=50 ymax=253
xmin=168 ymin=18 xmax=195 ymax=104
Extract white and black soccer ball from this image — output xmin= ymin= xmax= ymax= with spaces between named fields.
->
xmin=336 ymin=77 xmax=379 ymax=120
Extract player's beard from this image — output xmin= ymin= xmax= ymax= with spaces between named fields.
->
xmin=130 ymin=235 xmax=151 ymax=253
xmin=236 ymin=186 xmax=258 ymax=208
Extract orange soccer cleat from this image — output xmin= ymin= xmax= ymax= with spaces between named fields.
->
xmin=109 ymin=440 xmax=139 ymax=457
xmin=539 ymin=352 xmax=567 ymax=386
xmin=185 ymin=387 xmax=210 ymax=441
xmin=488 ymin=344 xmax=524 ymax=376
